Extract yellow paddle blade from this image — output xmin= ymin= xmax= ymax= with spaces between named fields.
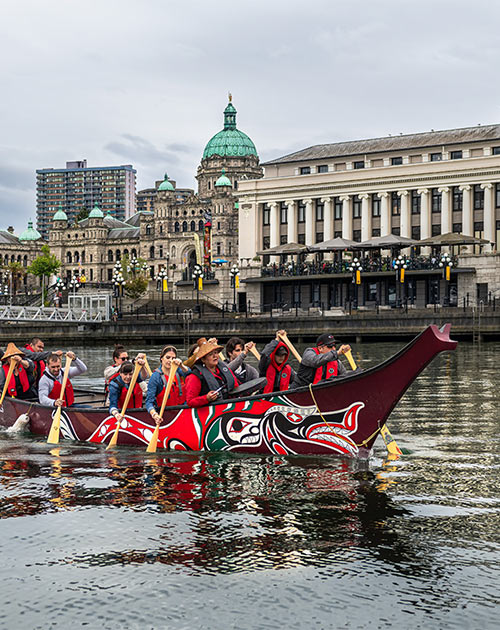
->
xmin=380 ymin=424 xmax=403 ymax=456
xmin=106 ymin=420 xmax=121 ymax=450
xmin=344 ymin=349 xmax=357 ymax=371
xmin=47 ymin=407 xmax=62 ymax=444
xmin=146 ymin=425 xmax=160 ymax=453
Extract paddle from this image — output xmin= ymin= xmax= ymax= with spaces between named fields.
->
xmin=106 ymin=361 xmax=142 ymax=450
xmin=0 ymin=359 xmax=15 ymax=406
xmin=146 ymin=363 xmax=179 ymax=453
xmin=219 ymin=351 xmax=226 ymax=362
xmin=47 ymin=355 xmax=74 ymax=444
xmin=248 ymin=345 xmax=261 ymax=361
xmin=144 ymin=358 xmax=153 ymax=377
xmin=277 ymin=332 xmax=302 ymax=363
xmin=343 ymin=350 xmax=403 ymax=456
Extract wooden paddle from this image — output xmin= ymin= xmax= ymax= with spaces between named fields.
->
xmin=144 ymin=358 xmax=153 ymax=377
xmin=0 ymin=359 xmax=15 ymax=406
xmin=47 ymin=355 xmax=74 ymax=444
xmin=146 ymin=363 xmax=179 ymax=453
xmin=106 ymin=361 xmax=142 ymax=450
xmin=248 ymin=345 xmax=261 ymax=361
xmin=219 ymin=351 xmax=226 ymax=362
xmin=277 ymin=332 xmax=302 ymax=363
xmin=343 ymin=349 xmax=402 ymax=456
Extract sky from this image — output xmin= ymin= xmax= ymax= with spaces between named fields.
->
xmin=2 ymin=0 xmax=500 ymax=233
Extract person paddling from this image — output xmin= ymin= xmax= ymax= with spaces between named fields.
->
xmin=185 ymin=338 xmax=239 ymax=407
xmin=38 ymin=351 xmax=87 ymax=407
xmin=0 ymin=343 xmax=36 ymax=400
xmin=291 ymin=333 xmax=351 ymax=389
xmin=104 ymin=346 xmax=149 ymax=402
xmin=225 ymin=337 xmax=259 ymax=384
xmin=146 ymin=345 xmax=188 ymax=423
xmin=108 ymin=359 xmax=146 ymax=423
xmin=24 ymin=337 xmax=63 ymax=386
xmin=259 ymin=329 xmax=296 ymax=393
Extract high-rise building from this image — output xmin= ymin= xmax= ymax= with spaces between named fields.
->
xmin=36 ymin=160 xmax=136 ymax=237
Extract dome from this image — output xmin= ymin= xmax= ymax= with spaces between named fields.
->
xmin=203 ymin=99 xmax=258 ymax=159
xmin=215 ymin=168 xmax=232 ymax=187
xmin=53 ymin=207 xmax=68 ymax=222
xmin=88 ymin=202 xmax=104 ymax=218
xmin=19 ymin=221 xmax=42 ymax=241
xmin=158 ymin=173 xmax=175 ymax=192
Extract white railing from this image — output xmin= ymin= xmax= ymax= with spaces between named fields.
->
xmin=0 ymin=305 xmax=105 ymax=322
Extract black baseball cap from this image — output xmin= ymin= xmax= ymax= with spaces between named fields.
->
xmin=316 ymin=333 xmax=338 ymax=347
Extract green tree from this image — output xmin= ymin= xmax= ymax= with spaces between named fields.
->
xmin=76 ymin=207 xmax=90 ymax=221
xmin=124 ymin=276 xmax=148 ymax=299
xmin=115 ymin=255 xmax=150 ymax=300
xmin=27 ymin=245 xmax=61 ymax=306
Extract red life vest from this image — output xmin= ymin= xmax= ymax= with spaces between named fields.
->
xmin=108 ymin=371 xmax=143 ymax=409
xmin=263 ymin=341 xmax=292 ymax=393
xmin=312 ymin=347 xmax=338 ymax=384
xmin=2 ymin=363 xmax=30 ymax=398
xmin=155 ymin=370 xmax=185 ymax=407
xmin=25 ymin=344 xmax=46 ymax=383
xmin=47 ymin=374 xmax=75 ymax=407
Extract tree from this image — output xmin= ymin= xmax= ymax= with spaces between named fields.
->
xmin=115 ymin=254 xmax=149 ymax=300
xmin=124 ymin=276 xmax=148 ymax=299
xmin=5 ymin=262 xmax=26 ymax=295
xmin=27 ymin=245 xmax=61 ymax=306
xmin=76 ymin=207 xmax=90 ymax=222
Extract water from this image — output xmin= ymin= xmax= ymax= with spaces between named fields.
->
xmin=0 ymin=340 xmax=499 ymax=629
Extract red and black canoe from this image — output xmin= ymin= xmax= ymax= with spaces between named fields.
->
xmin=0 ymin=324 xmax=457 ymax=457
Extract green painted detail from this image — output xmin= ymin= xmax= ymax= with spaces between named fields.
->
xmin=53 ymin=205 xmax=68 ymax=221
xmin=204 ymin=419 xmax=227 ymax=451
xmin=158 ymin=172 xmax=175 ymax=191
xmin=203 ymin=100 xmax=257 ymax=159
xmin=19 ymin=220 xmax=42 ymax=241
xmin=88 ymin=202 xmax=104 ymax=218
xmin=234 ymin=201 xmax=239 ymax=209
xmin=215 ymin=168 xmax=232 ymax=187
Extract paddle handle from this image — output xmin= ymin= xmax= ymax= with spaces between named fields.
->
xmin=107 ymin=361 xmax=142 ymax=449
xmin=47 ymin=356 xmax=73 ymax=444
xmin=219 ymin=352 xmax=226 ymax=362
xmin=248 ymin=345 xmax=261 ymax=361
xmin=0 ymin=359 xmax=15 ymax=405
xmin=278 ymin=333 xmax=302 ymax=363
xmin=344 ymin=349 xmax=357 ymax=371
xmin=147 ymin=364 xmax=178 ymax=453
xmin=144 ymin=358 xmax=153 ymax=377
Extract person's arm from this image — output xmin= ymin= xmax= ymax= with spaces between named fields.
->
xmin=185 ymin=373 xmax=209 ymax=408
xmin=145 ymin=372 xmax=161 ymax=413
xmin=108 ymin=381 xmax=121 ymax=415
xmin=104 ymin=364 xmax=119 ymax=381
xmin=301 ymin=348 xmax=339 ymax=368
xmin=68 ymin=357 xmax=87 ymax=377
xmin=258 ymin=340 xmax=277 ymax=376
xmin=246 ymin=364 xmax=260 ymax=381
xmin=38 ymin=376 xmax=55 ymax=406
xmin=337 ymin=360 xmax=347 ymax=376
xmin=226 ymin=352 xmax=246 ymax=372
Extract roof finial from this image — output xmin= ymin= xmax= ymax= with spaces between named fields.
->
xmin=228 ymin=92 xmax=232 ymax=102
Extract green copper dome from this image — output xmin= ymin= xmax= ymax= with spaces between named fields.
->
xmin=19 ymin=221 xmax=42 ymax=241
xmin=215 ymin=168 xmax=232 ymax=187
xmin=158 ymin=173 xmax=175 ymax=192
xmin=88 ymin=202 xmax=104 ymax=218
xmin=203 ymin=99 xmax=258 ymax=159
xmin=53 ymin=206 xmax=68 ymax=221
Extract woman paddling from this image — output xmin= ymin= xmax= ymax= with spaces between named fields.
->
xmin=0 ymin=343 xmax=36 ymax=400
xmin=108 ymin=359 xmax=147 ymax=423
xmin=145 ymin=346 xmax=188 ymax=423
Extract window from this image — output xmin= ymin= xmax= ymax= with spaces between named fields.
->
xmin=431 ymin=188 xmax=441 ymax=213
xmin=334 ymin=231 xmax=342 ymax=238
xmin=334 ymin=197 xmax=342 ymax=219
xmin=300 ymin=166 xmax=310 ymax=175
xmin=182 ymin=221 xmax=188 ymax=232
xmin=474 ymin=221 xmax=484 ymax=232
xmin=262 ymin=236 xmax=270 ymax=250
xmin=453 ymin=187 xmax=463 ymax=211
xmin=366 ymin=282 xmax=378 ymax=302
xmin=280 ymin=234 xmax=287 ymax=245
xmin=315 ymin=232 xmax=323 ymax=242
xmin=174 ymin=221 xmax=180 ymax=232
xmin=217 ymin=221 xmax=221 ymax=230
xmin=146 ymin=224 xmax=152 ymax=235
xmin=450 ymin=150 xmax=463 ymax=160
xmin=432 ymin=224 xmax=441 ymax=236
xmin=391 ymin=192 xmax=400 ymax=215
xmin=159 ymin=245 xmax=163 ymax=258
xmin=492 ymin=146 xmax=500 ymax=155
xmin=315 ymin=199 xmax=324 ymax=221
xmin=198 ymin=220 xmax=204 ymax=231
xmin=280 ymin=202 xmax=287 ymax=224
xmin=411 ymin=226 xmax=421 ymax=240
xmin=392 ymin=227 xmax=400 ymax=236
xmin=262 ymin=204 xmax=270 ymax=225
xmin=353 ymin=161 xmax=365 ymax=169
xmin=352 ymin=196 xmax=361 ymax=218
xmin=107 ymin=268 xmax=113 ymax=281
xmin=318 ymin=165 xmax=328 ymax=173
xmin=149 ymin=245 xmax=155 ymax=259
xmin=216 ymin=242 xmax=221 ymax=255
xmin=452 ymin=223 xmax=462 ymax=233
xmin=430 ymin=152 xmax=442 ymax=162
xmin=115 ymin=250 xmax=121 ymax=261
xmin=372 ymin=227 xmax=381 ymax=237
xmin=190 ymin=220 xmax=196 ymax=231
xmin=411 ymin=190 xmax=421 ymax=214
xmin=107 ymin=250 xmax=113 ymax=262
xmin=297 ymin=233 xmax=305 ymax=244
xmin=353 ymin=230 xmax=361 ymax=242
xmin=473 ymin=184 xmax=484 ymax=210
xmin=496 ymin=183 xmax=500 ymax=208
xmin=391 ymin=157 xmax=403 ymax=165
xmin=298 ymin=200 xmax=306 ymax=223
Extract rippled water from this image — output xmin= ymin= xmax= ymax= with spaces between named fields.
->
xmin=0 ymin=339 xmax=499 ymax=629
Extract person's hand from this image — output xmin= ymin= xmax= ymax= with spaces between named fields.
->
xmin=244 ymin=342 xmax=255 ymax=354
xmin=136 ymin=352 xmax=146 ymax=360
xmin=113 ymin=412 xmax=123 ymax=422
xmin=136 ymin=358 xmax=145 ymax=366
xmin=276 ymin=329 xmax=286 ymax=340
xmin=208 ymin=337 xmax=218 ymax=345
xmin=11 ymin=355 xmax=22 ymax=364
xmin=338 ymin=344 xmax=351 ymax=355
xmin=66 ymin=351 xmax=76 ymax=360
xmin=172 ymin=358 xmax=182 ymax=367
xmin=55 ymin=350 xmax=63 ymax=357
xmin=206 ymin=390 xmax=219 ymax=402
xmin=151 ymin=411 xmax=161 ymax=425
xmin=54 ymin=399 xmax=64 ymax=407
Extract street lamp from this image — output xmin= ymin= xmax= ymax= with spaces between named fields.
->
xmin=69 ymin=274 xmax=80 ymax=296
xmin=348 ymin=258 xmax=362 ymax=308
xmin=230 ymin=264 xmax=240 ymax=312
xmin=192 ymin=264 xmax=203 ymax=311
xmin=55 ymin=277 xmax=65 ymax=307
xmin=439 ymin=253 xmax=453 ymax=306
xmin=155 ymin=267 xmax=168 ymax=308
xmin=393 ymin=255 xmax=410 ymax=306
xmin=113 ymin=271 xmax=125 ymax=315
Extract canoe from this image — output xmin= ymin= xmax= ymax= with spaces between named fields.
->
xmin=0 ymin=324 xmax=457 ymax=456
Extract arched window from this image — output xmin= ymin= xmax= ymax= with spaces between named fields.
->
xmin=149 ymin=245 xmax=155 ymax=259
xmin=131 ymin=248 xmax=137 ymax=257
xmin=159 ymin=245 xmax=163 ymax=258
xmin=190 ymin=220 xmax=196 ymax=231
xmin=108 ymin=250 xmax=113 ymax=262
xmin=171 ymin=246 xmax=176 ymax=259
xmin=17 ymin=254 xmax=21 ymax=262
xmin=74 ymin=251 xmax=80 ymax=263
xmin=123 ymin=249 xmax=129 ymax=256
xmin=116 ymin=250 xmax=121 ymax=261
xmin=67 ymin=252 xmax=72 ymax=264
xmin=23 ymin=255 xmax=28 ymax=267
xmin=81 ymin=251 xmax=85 ymax=263
xmin=146 ymin=224 xmax=152 ymax=235
xmin=10 ymin=254 xmax=14 ymax=262
xmin=159 ymin=225 xmax=163 ymax=234
xmin=174 ymin=221 xmax=180 ymax=232
xmin=182 ymin=221 xmax=188 ymax=232
xmin=198 ymin=220 xmax=204 ymax=231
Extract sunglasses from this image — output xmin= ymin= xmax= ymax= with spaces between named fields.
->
xmin=119 ymin=356 xmax=130 ymax=361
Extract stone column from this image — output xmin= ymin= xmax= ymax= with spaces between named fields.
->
xmin=481 ymin=183 xmax=494 ymax=252
xmin=379 ymin=192 xmax=390 ymax=235
xmin=321 ymin=197 xmax=333 ymax=242
xmin=304 ymin=198 xmax=314 ymax=245
xmin=439 ymin=187 xmax=451 ymax=234
xmin=398 ymin=190 xmax=410 ymax=238
xmin=459 ymin=184 xmax=473 ymax=235
xmin=360 ymin=194 xmax=370 ymax=241
xmin=418 ymin=188 xmax=430 ymax=240
xmin=286 ymin=200 xmax=296 ymax=243
xmin=269 ymin=202 xmax=279 ymax=248
xmin=340 ymin=195 xmax=352 ymax=240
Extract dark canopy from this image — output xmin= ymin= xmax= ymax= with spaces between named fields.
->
xmin=359 ymin=234 xmax=417 ymax=249
xmin=257 ymin=242 xmax=309 ymax=255
xmin=309 ymin=236 xmax=359 ymax=252
xmin=417 ymin=232 xmax=492 ymax=246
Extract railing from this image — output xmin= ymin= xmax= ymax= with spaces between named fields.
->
xmin=0 ymin=305 xmax=106 ymax=322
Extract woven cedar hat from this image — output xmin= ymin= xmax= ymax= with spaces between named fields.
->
xmin=184 ymin=337 xmax=223 ymax=367
xmin=1 ymin=342 xmax=26 ymax=361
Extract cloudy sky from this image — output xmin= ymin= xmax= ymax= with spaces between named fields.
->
xmin=1 ymin=0 xmax=500 ymax=232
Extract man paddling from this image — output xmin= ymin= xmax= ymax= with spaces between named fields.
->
xmin=259 ymin=330 xmax=296 ymax=393
xmin=291 ymin=333 xmax=351 ymax=389
xmin=38 ymin=352 xmax=87 ymax=407
xmin=225 ymin=337 xmax=259 ymax=384
xmin=24 ymin=337 xmax=63 ymax=386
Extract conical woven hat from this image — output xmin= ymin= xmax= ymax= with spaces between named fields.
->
xmin=1 ymin=342 xmax=26 ymax=361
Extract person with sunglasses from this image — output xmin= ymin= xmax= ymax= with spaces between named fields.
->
xmin=104 ymin=345 xmax=148 ymax=403
xmin=290 ymin=333 xmax=351 ymax=389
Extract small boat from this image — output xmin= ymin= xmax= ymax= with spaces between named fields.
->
xmin=0 ymin=324 xmax=457 ymax=457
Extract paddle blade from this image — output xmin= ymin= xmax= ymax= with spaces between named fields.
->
xmin=380 ymin=424 xmax=403 ymax=456
xmin=344 ymin=349 xmax=357 ymax=371
xmin=146 ymin=424 xmax=160 ymax=453
xmin=106 ymin=420 xmax=121 ymax=450
xmin=47 ymin=407 xmax=62 ymax=444
xmin=248 ymin=346 xmax=261 ymax=361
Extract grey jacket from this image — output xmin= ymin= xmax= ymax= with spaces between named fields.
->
xmin=291 ymin=347 xmax=347 ymax=389
xmin=226 ymin=352 xmax=259 ymax=383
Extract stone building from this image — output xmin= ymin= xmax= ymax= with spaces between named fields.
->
xmin=0 ymin=222 xmax=43 ymax=294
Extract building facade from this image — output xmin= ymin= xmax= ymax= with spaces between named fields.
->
xmin=36 ymin=160 xmax=136 ymax=237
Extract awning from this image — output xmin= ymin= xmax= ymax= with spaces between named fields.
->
xmin=417 ymin=232 xmax=492 ymax=246
xmin=257 ymin=242 xmax=309 ymax=255
xmin=309 ymin=237 xmax=359 ymax=251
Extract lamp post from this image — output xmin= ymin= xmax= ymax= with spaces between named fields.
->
xmin=55 ymin=277 xmax=65 ymax=307
xmin=69 ymin=274 xmax=80 ymax=296
xmin=113 ymin=272 xmax=125 ymax=316
xmin=393 ymin=255 xmax=409 ymax=307
xmin=155 ymin=267 xmax=168 ymax=308
xmin=348 ymin=258 xmax=362 ymax=309
xmin=439 ymin=253 xmax=453 ymax=306
xmin=229 ymin=264 xmax=240 ymax=312
xmin=192 ymin=264 xmax=203 ymax=312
